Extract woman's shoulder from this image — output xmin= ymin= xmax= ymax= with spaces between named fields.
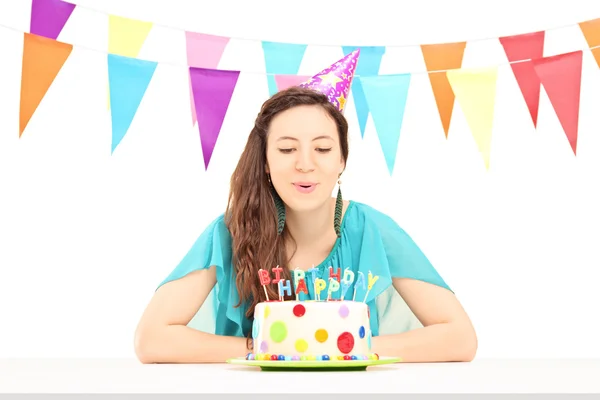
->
xmin=345 ymin=199 xmax=402 ymax=231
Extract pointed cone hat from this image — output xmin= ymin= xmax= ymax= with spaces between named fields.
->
xmin=298 ymin=49 xmax=360 ymax=113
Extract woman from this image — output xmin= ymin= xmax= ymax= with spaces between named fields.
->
xmin=134 ymin=60 xmax=477 ymax=364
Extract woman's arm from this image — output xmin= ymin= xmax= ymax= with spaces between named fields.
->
xmin=134 ymin=267 xmax=249 ymax=363
xmin=371 ymin=278 xmax=478 ymax=363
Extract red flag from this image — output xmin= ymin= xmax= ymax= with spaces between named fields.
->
xmin=499 ymin=31 xmax=545 ymax=127
xmin=532 ymin=51 xmax=583 ymax=155
xmin=20 ymin=33 xmax=73 ymax=137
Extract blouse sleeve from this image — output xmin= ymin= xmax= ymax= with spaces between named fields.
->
xmin=155 ymin=214 xmax=234 ymax=335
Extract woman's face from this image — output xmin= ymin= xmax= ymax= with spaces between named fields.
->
xmin=266 ymin=105 xmax=345 ymax=213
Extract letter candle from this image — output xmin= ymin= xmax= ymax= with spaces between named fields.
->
xmin=307 ymin=266 xmax=319 ymax=296
xmin=314 ymin=278 xmax=326 ymax=301
xmin=292 ymin=269 xmax=305 ymax=301
xmin=363 ymin=271 xmax=380 ymax=303
xmin=340 ymin=267 xmax=355 ymax=300
xmin=353 ymin=271 xmax=365 ymax=301
xmin=258 ymin=268 xmax=271 ymax=300
xmin=327 ymin=278 xmax=340 ymax=300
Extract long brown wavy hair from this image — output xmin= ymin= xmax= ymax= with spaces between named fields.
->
xmin=224 ymin=86 xmax=349 ymax=346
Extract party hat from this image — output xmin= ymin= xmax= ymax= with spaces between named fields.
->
xmin=299 ymin=49 xmax=360 ymax=112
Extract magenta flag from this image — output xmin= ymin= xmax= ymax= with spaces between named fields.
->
xmin=30 ymin=0 xmax=76 ymax=39
xmin=190 ymin=68 xmax=240 ymax=170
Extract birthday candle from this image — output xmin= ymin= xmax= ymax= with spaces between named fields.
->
xmin=327 ymin=278 xmax=340 ymax=301
xmin=307 ymin=266 xmax=319 ymax=295
xmin=341 ymin=267 xmax=355 ymax=300
xmin=280 ymin=279 xmax=292 ymax=299
xmin=363 ymin=271 xmax=379 ymax=303
xmin=258 ymin=269 xmax=271 ymax=301
xmin=353 ymin=271 xmax=365 ymax=301
xmin=314 ymin=278 xmax=326 ymax=301
xmin=292 ymin=269 xmax=305 ymax=301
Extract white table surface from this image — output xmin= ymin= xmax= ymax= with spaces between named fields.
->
xmin=2 ymin=358 xmax=599 ymax=393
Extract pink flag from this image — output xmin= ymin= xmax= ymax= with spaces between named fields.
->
xmin=185 ymin=32 xmax=230 ymax=125
xmin=274 ymin=74 xmax=310 ymax=92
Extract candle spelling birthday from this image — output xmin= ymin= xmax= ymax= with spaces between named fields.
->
xmin=257 ymin=266 xmax=378 ymax=302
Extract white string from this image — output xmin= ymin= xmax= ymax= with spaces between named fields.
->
xmin=62 ymin=0 xmax=600 ymax=48
xmin=1 ymin=21 xmax=598 ymax=76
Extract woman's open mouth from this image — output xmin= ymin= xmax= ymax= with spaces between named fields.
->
xmin=293 ymin=182 xmax=317 ymax=194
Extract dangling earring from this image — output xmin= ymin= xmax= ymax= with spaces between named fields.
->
xmin=334 ymin=176 xmax=343 ymax=237
xmin=268 ymin=174 xmax=286 ymax=235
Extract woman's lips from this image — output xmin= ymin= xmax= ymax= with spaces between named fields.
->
xmin=293 ymin=182 xmax=317 ymax=194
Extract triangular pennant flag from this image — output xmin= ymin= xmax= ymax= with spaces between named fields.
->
xmin=274 ymin=74 xmax=310 ymax=92
xmin=421 ymin=42 xmax=466 ymax=138
xmin=578 ymin=18 xmax=600 ymax=68
xmin=190 ymin=68 xmax=240 ymax=170
xmin=341 ymin=46 xmax=386 ymax=138
xmin=108 ymin=54 xmax=157 ymax=153
xmin=262 ymin=41 xmax=307 ymax=96
xmin=185 ymin=31 xmax=230 ymax=126
xmin=447 ymin=67 xmax=499 ymax=170
xmin=532 ymin=51 xmax=583 ymax=155
xmin=20 ymin=33 xmax=73 ymax=137
xmin=107 ymin=15 xmax=153 ymax=109
xmin=30 ymin=0 xmax=76 ymax=39
xmin=499 ymin=31 xmax=545 ymax=128
xmin=359 ymin=74 xmax=411 ymax=175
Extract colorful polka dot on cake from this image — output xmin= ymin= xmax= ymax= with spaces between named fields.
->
xmin=338 ymin=304 xmax=349 ymax=318
xmin=293 ymin=304 xmax=305 ymax=317
xmin=264 ymin=305 xmax=270 ymax=319
xmin=359 ymin=326 xmax=365 ymax=338
xmin=295 ymin=338 xmax=308 ymax=352
xmin=259 ymin=340 xmax=268 ymax=353
xmin=337 ymin=331 xmax=355 ymax=353
xmin=315 ymin=328 xmax=328 ymax=343
xmin=269 ymin=321 xmax=287 ymax=342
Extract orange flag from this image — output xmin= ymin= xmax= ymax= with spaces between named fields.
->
xmin=578 ymin=18 xmax=600 ymax=68
xmin=421 ymin=42 xmax=467 ymax=138
xmin=20 ymin=33 xmax=73 ymax=137
xmin=532 ymin=51 xmax=583 ymax=155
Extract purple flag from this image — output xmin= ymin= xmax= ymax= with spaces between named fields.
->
xmin=190 ymin=68 xmax=240 ymax=170
xmin=30 ymin=0 xmax=76 ymax=39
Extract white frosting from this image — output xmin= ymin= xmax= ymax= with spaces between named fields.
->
xmin=252 ymin=300 xmax=372 ymax=359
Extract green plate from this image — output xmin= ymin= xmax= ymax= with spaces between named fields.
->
xmin=226 ymin=356 xmax=401 ymax=371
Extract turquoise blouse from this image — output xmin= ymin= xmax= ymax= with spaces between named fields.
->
xmin=157 ymin=200 xmax=452 ymax=338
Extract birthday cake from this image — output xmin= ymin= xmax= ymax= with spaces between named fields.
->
xmin=247 ymin=265 xmax=380 ymax=362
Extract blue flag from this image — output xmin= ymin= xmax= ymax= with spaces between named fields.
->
xmin=108 ymin=54 xmax=157 ymax=153
xmin=342 ymin=46 xmax=385 ymax=138
xmin=262 ymin=41 xmax=307 ymax=96
xmin=360 ymin=74 xmax=411 ymax=175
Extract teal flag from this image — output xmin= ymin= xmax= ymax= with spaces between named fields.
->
xmin=342 ymin=46 xmax=386 ymax=137
xmin=360 ymin=74 xmax=411 ymax=175
xmin=262 ymin=41 xmax=307 ymax=96
xmin=108 ymin=54 xmax=157 ymax=153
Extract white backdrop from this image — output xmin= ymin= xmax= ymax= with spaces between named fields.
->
xmin=1 ymin=0 xmax=600 ymax=359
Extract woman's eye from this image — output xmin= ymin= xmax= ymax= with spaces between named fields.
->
xmin=316 ymin=148 xmax=332 ymax=153
xmin=278 ymin=148 xmax=294 ymax=153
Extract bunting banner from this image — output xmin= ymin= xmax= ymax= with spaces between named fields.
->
xmin=7 ymin=3 xmax=600 ymax=173
xmin=107 ymin=15 xmax=153 ymax=109
xmin=421 ymin=42 xmax=467 ymax=138
xmin=499 ymin=31 xmax=545 ymax=128
xmin=262 ymin=41 xmax=308 ymax=96
xmin=579 ymin=19 xmax=600 ymax=68
xmin=20 ymin=33 xmax=73 ymax=137
xmin=190 ymin=68 xmax=240 ymax=170
xmin=532 ymin=51 xmax=583 ymax=155
xmin=359 ymin=74 xmax=411 ymax=175
xmin=107 ymin=54 xmax=158 ymax=153
xmin=185 ymin=32 xmax=230 ymax=125
xmin=447 ymin=67 xmax=499 ymax=170
xmin=342 ymin=46 xmax=386 ymax=138
xmin=30 ymin=0 xmax=75 ymax=40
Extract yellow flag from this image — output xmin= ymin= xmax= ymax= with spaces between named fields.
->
xmin=107 ymin=15 xmax=153 ymax=109
xmin=446 ymin=67 xmax=498 ymax=170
